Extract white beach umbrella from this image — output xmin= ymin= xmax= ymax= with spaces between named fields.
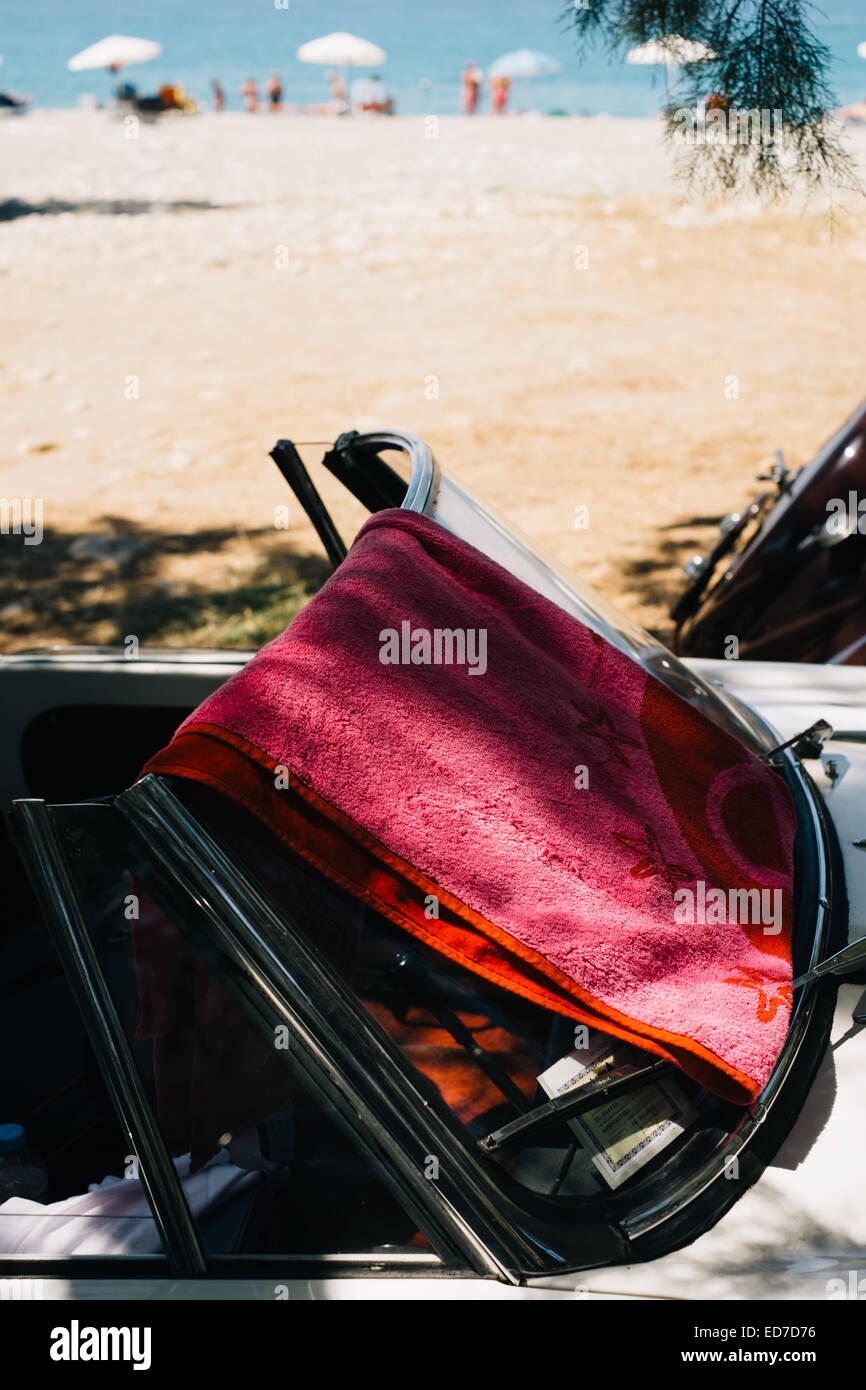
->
xmin=488 ymin=49 xmax=562 ymax=79
xmin=486 ymin=49 xmax=562 ymax=112
xmin=296 ymin=32 xmax=386 ymax=68
xmin=68 ymin=35 xmax=162 ymax=72
xmin=297 ymin=32 xmax=386 ymax=115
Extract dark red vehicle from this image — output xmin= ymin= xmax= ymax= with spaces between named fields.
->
xmin=673 ymin=397 xmax=866 ymax=663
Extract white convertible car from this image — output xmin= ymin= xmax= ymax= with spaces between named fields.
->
xmin=0 ymin=432 xmax=863 ymax=1301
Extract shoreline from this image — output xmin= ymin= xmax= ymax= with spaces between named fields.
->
xmin=4 ymin=107 xmax=657 ymax=120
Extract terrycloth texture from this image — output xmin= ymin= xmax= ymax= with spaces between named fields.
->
xmin=144 ymin=509 xmax=797 ymax=1104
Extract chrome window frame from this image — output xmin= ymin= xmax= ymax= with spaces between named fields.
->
xmin=114 ymin=775 xmax=570 ymax=1284
xmin=8 ymin=798 xmax=207 ymax=1278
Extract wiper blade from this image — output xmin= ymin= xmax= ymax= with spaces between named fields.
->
xmin=760 ymin=719 xmax=833 ymax=766
xmin=386 ymin=950 xmax=530 ymax=1113
xmin=270 ymin=438 xmax=347 ymax=570
xmin=479 ymin=1058 xmax=671 ymax=1154
xmin=792 ymin=934 xmax=866 ymax=989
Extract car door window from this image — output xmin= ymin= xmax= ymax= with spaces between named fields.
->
xmin=1 ymin=807 xmax=438 ymax=1266
xmin=0 ymin=821 xmax=165 ymax=1259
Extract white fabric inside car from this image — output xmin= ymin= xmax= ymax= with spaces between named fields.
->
xmin=0 ymin=1150 xmax=257 ymax=1255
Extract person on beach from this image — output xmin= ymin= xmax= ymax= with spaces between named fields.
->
xmin=490 ymin=73 xmax=511 ymax=115
xmin=266 ymin=73 xmax=284 ymax=111
xmin=241 ymin=77 xmax=259 ymax=113
xmin=0 ymin=89 xmax=30 ymax=110
xmin=211 ymin=79 xmax=225 ymax=112
xmin=461 ymin=64 xmax=482 ymax=115
xmin=351 ymin=75 xmax=393 ymax=114
xmin=325 ymin=70 xmax=347 ymax=107
xmin=319 ymin=70 xmax=348 ymax=115
xmin=839 ymin=96 xmax=866 ymax=121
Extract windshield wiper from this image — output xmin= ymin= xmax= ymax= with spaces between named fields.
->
xmin=270 ymin=438 xmax=347 ymax=570
xmin=760 ymin=719 xmax=833 ymax=766
xmin=792 ymin=934 xmax=866 ymax=989
xmin=386 ymin=950 xmax=531 ymax=1113
xmin=479 ymin=1058 xmax=671 ymax=1154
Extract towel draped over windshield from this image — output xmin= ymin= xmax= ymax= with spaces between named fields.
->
xmin=143 ymin=508 xmax=796 ymax=1104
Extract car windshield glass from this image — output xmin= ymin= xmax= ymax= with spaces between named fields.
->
xmin=4 ymin=768 xmax=828 ymax=1277
xmin=422 ymin=470 xmax=768 ymax=752
xmin=166 ymin=782 xmax=740 ymax=1212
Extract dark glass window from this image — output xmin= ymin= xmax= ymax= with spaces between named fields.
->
xmin=176 ymin=783 xmax=728 ymax=1207
xmin=0 ymin=807 xmax=435 ymax=1261
xmin=0 ymin=819 xmax=158 ymax=1257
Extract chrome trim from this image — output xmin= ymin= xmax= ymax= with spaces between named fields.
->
xmin=0 ymin=647 xmax=252 ymax=666
xmin=8 ymin=799 xmax=208 ymax=1277
xmin=210 ymin=1250 xmax=446 ymax=1267
xmin=349 ymin=430 xmax=439 ymax=515
xmin=621 ymin=743 xmax=831 ymax=1241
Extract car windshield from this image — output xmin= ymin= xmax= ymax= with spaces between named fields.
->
xmin=12 ymin=786 xmax=733 ymax=1266
xmin=281 ymin=433 xmax=769 ymax=754
xmin=1 ymin=727 xmax=830 ymax=1277
xmin=409 ymin=460 xmax=768 ymax=754
xmin=180 ymin=780 xmax=734 ymax=1206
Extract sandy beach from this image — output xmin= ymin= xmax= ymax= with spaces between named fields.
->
xmin=2 ymin=109 xmax=866 ymax=651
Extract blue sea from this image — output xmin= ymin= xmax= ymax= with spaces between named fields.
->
xmin=1 ymin=0 xmax=865 ymax=116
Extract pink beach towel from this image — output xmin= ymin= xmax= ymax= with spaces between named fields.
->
xmin=144 ymin=509 xmax=796 ymax=1103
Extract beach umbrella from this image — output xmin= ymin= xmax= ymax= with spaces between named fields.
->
xmin=296 ymin=32 xmax=386 ymax=68
xmin=487 ymin=49 xmax=562 ymax=112
xmin=626 ymin=35 xmax=715 ymax=98
xmin=488 ymin=49 xmax=562 ymax=79
xmin=67 ymin=35 xmax=162 ymax=72
xmin=297 ymin=32 xmax=386 ymax=115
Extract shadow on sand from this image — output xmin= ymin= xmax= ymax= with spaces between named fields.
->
xmin=0 ymin=197 xmax=230 ymax=222
xmin=0 ymin=518 xmax=332 ymax=651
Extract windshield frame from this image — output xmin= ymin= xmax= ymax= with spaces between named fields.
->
xmin=115 ymin=758 xmax=833 ymax=1278
xmin=4 ymin=739 xmax=835 ymax=1282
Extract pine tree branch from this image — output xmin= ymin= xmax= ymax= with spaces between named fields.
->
xmin=563 ymin=0 xmax=862 ymax=200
